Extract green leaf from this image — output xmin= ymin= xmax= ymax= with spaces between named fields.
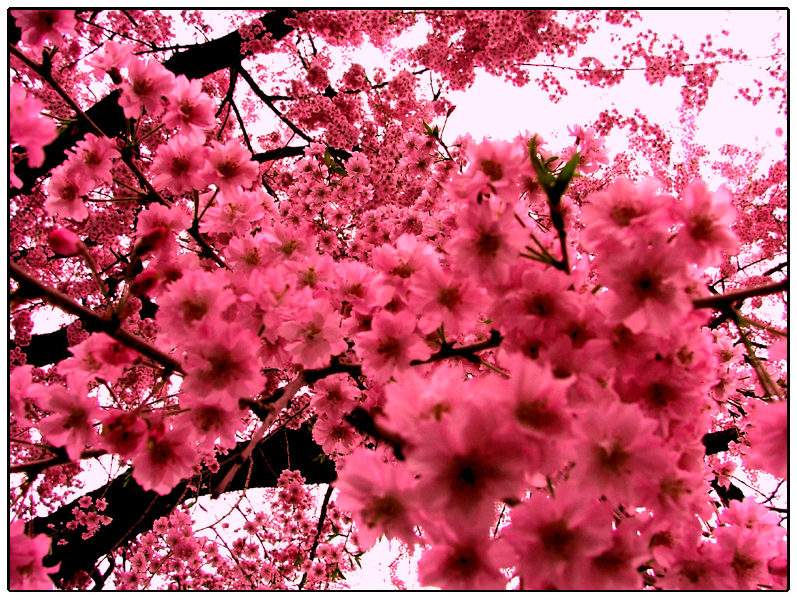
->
xmin=528 ymin=136 xmax=554 ymax=192
xmin=122 ymin=467 xmax=133 ymax=487
xmin=551 ymin=152 xmax=581 ymax=201
xmin=323 ymin=148 xmax=334 ymax=169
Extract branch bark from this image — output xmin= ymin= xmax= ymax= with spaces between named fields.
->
xmin=31 ymin=424 xmax=334 ymax=588
xmin=10 ymin=260 xmax=182 ymax=374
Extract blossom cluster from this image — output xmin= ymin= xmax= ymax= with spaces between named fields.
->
xmin=8 ymin=9 xmax=786 ymax=591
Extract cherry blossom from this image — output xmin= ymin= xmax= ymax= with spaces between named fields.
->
xmin=10 ymin=9 xmax=76 ymax=50
xmin=7 ymin=9 xmax=787 ymax=592
xmin=10 ymin=520 xmax=59 ymax=590
xmin=9 ymin=84 xmax=58 ymax=172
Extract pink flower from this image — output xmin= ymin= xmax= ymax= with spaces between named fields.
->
xmin=333 ymin=260 xmax=388 ymax=314
xmin=381 ymin=363 xmax=472 ymax=433
xmin=150 ymin=136 xmax=209 ymax=195
xmin=493 ymin=264 xmax=579 ymax=339
xmin=157 ymin=268 xmax=237 ymax=341
xmin=177 ymin=394 xmax=246 ymax=451
xmin=37 ymin=373 xmax=101 ymax=460
xmin=10 ymin=84 xmax=58 ymax=169
xmin=200 ymin=188 xmax=267 ymax=237
xmin=571 ymin=401 xmax=675 ymax=506
xmin=100 ymin=409 xmax=148 ymax=458
xmin=118 ymin=57 xmax=175 ymax=119
xmin=181 ymin=319 xmax=265 ymax=400
xmin=489 ymin=355 xmax=576 ymax=475
xmin=11 ymin=365 xmax=45 ymax=425
xmin=673 ymin=179 xmax=739 ymax=267
xmin=406 ymin=402 xmax=527 ymax=528
xmin=312 ymin=417 xmax=357 ymax=455
xmin=48 ymin=228 xmax=83 ymax=257
xmin=11 ymin=9 xmax=76 ymax=50
xmin=85 ymin=41 xmax=132 ymax=83
xmin=200 ymin=139 xmax=259 ymax=191
xmin=580 ymin=177 xmax=671 ymax=252
xmin=417 ymin=533 xmax=509 ymax=590
xmin=719 ymin=496 xmax=781 ymax=533
xmin=744 ymin=400 xmax=787 ymax=480
xmin=353 ymin=311 xmax=430 ymax=383
xmin=659 ymin=541 xmax=731 ymax=590
xmin=163 ymin=75 xmax=216 ymax=143
xmin=311 ymin=375 xmax=360 ymax=420
xmin=408 ymin=264 xmax=486 ymax=336
xmin=335 ymin=449 xmax=419 ymax=549
xmin=372 ymin=233 xmax=438 ymax=296
xmin=58 ymin=332 xmax=139 ymax=383
xmin=224 ymin=232 xmax=273 ymax=274
xmin=68 ymin=134 xmax=119 ymax=186
xmin=44 ymin=164 xmax=92 ymax=221
xmin=130 ymin=417 xmax=198 ymax=495
xmin=504 ymin=485 xmax=614 ymax=589
xmin=134 ymin=203 xmax=191 ymax=256
xmin=278 ymin=297 xmax=348 ymax=369
xmin=446 ymin=197 xmax=528 ymax=285
xmin=598 ymin=233 xmax=693 ymax=336
xmin=9 ymin=520 xmax=58 ymax=590
xmin=562 ymin=519 xmax=650 ymax=590
xmin=448 ymin=138 xmax=531 ymax=202
xmin=716 ymin=527 xmax=779 ymax=589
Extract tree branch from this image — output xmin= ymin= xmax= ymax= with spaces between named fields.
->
xmin=10 ymin=9 xmax=305 ymax=197
xmin=30 ymin=424 xmax=335 ymax=588
xmin=692 ymin=279 xmax=788 ymax=310
xmin=237 ymin=65 xmax=316 ymax=145
xmin=10 ymin=260 xmax=182 ymax=374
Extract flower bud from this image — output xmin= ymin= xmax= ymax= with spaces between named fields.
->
xmin=130 ymin=268 xmax=160 ymax=297
xmin=133 ymin=226 xmax=169 ymax=256
xmin=48 ymin=228 xmax=83 ymax=257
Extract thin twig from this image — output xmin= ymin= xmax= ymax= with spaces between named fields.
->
xmin=299 ymin=484 xmax=334 ymax=590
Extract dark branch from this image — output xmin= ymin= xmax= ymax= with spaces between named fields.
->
xmin=11 ymin=9 xmax=304 ymax=197
xmin=31 ymin=424 xmax=334 ymax=588
xmin=10 ymin=260 xmax=182 ymax=374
